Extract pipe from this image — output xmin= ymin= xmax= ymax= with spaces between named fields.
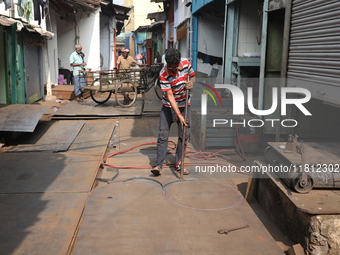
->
xmin=258 ymin=0 xmax=269 ymax=112
xmin=276 ymin=0 xmax=292 ymax=142
xmin=222 ymin=1 xmax=228 ymax=83
xmin=191 ymin=14 xmax=198 ymax=71
xmin=114 ymin=28 xmax=117 ymax=69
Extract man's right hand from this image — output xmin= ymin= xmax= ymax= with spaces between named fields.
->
xmin=178 ymin=114 xmax=188 ymax=127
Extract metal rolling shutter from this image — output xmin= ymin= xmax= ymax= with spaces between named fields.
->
xmin=287 ymin=0 xmax=340 ymax=104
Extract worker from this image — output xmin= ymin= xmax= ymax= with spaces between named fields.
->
xmin=151 ymin=48 xmax=196 ymax=176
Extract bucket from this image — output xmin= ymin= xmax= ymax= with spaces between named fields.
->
xmin=58 ymin=74 xmax=64 ymax=85
xmin=237 ymin=114 xmax=262 ymax=154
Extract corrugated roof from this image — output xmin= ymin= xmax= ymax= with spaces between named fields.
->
xmin=0 ymin=16 xmax=18 ymax=27
xmin=0 ymin=15 xmax=54 ymax=39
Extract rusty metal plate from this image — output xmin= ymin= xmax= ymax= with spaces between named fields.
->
xmin=73 ymin=181 xmax=284 ymax=255
xmin=0 ymin=192 xmax=87 ymax=255
xmin=0 ymin=104 xmax=50 ymax=132
xmin=166 ymin=181 xmax=244 ymax=210
xmin=0 ymin=152 xmax=101 ymax=193
xmin=268 ymin=173 xmax=340 ymax=215
xmin=5 ymin=121 xmax=85 ymax=152
xmin=267 ymin=142 xmax=340 ymax=165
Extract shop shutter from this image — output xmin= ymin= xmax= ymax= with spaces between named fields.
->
xmin=287 ymin=0 xmax=340 ymax=103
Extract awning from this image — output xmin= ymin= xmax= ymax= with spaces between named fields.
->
xmin=0 ymin=16 xmax=24 ymax=31
xmin=147 ymin=11 xmax=166 ymax=21
xmin=50 ymin=0 xmax=100 ymax=13
xmin=112 ymin=4 xmax=131 ymax=15
xmin=226 ymin=0 xmax=237 ymax=4
xmin=67 ymin=0 xmax=101 ymax=9
xmin=0 ymin=15 xmax=54 ymax=38
xmin=101 ymin=3 xmax=131 ymax=19
xmin=24 ymin=24 xmax=54 ymax=39
xmin=146 ymin=20 xmax=164 ymax=32
xmin=134 ymin=25 xmax=150 ymax=33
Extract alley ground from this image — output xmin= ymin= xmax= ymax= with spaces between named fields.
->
xmin=0 ymin=92 xmax=294 ymax=255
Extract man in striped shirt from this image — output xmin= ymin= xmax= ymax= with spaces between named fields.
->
xmin=151 ymin=48 xmax=196 ymax=176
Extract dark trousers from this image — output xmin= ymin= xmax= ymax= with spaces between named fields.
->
xmin=156 ymin=106 xmax=191 ymax=168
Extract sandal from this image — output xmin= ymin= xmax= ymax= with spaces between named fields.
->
xmin=151 ymin=166 xmax=162 ymax=176
xmin=175 ymin=167 xmax=189 ymax=175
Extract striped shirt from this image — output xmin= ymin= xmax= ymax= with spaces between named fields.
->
xmin=159 ymin=58 xmax=195 ymax=107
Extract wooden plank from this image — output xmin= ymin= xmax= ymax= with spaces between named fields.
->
xmin=51 ymin=85 xmax=90 ymax=100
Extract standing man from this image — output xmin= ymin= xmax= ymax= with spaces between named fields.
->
xmin=154 ymin=51 xmax=162 ymax=65
xmin=117 ymin=48 xmax=140 ymax=70
xmin=151 ymin=48 xmax=196 ymax=176
xmin=70 ymin=44 xmax=86 ymax=102
xmin=135 ymin=52 xmax=146 ymax=67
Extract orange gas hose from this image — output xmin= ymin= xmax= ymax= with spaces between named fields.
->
xmin=101 ymin=141 xmax=246 ymax=171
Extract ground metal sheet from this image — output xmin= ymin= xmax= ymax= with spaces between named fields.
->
xmin=52 ymin=98 xmax=143 ymax=117
xmin=0 ymin=104 xmax=50 ymax=132
xmin=0 ymin=192 xmax=88 ymax=255
xmin=5 ymin=121 xmax=85 ymax=152
xmin=0 ymin=152 xmax=101 ymax=193
xmin=67 ymin=122 xmax=115 ymax=153
xmin=73 ymin=181 xmax=284 ymax=255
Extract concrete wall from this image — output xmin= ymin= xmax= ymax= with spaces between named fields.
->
xmin=237 ymin=0 xmax=262 ymax=56
xmin=178 ymin=38 xmax=187 ymax=58
xmin=124 ymin=0 xmax=160 ymax=34
xmin=100 ymin=15 xmax=116 ymax=70
xmin=175 ymin=0 xmax=191 ymax=25
xmin=47 ymin=10 xmax=59 ymax=85
xmin=197 ymin=13 xmax=224 ymax=83
xmin=84 ymin=11 xmax=101 ymax=70
xmin=56 ymin=9 xmax=101 ymax=77
xmin=175 ymin=0 xmax=191 ymax=58
xmin=56 ymin=16 xmax=77 ymax=71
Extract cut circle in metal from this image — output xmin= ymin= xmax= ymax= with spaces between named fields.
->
xmin=165 ymin=181 xmax=244 ymax=211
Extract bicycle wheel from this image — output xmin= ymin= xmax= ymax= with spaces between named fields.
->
xmin=115 ymin=79 xmax=138 ymax=107
xmin=154 ymin=77 xmax=163 ymax=100
xmin=90 ymin=79 xmax=112 ymax=104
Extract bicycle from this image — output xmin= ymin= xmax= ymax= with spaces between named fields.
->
xmin=136 ymin=64 xmax=163 ymax=100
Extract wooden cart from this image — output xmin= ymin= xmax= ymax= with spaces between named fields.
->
xmin=79 ymin=66 xmax=162 ymax=107
xmin=79 ymin=69 xmax=140 ymax=107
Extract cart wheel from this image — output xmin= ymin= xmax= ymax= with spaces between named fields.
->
xmin=115 ymin=79 xmax=137 ymax=107
xmin=292 ymin=174 xmax=313 ymax=194
xmin=90 ymin=79 xmax=112 ymax=104
xmin=154 ymin=77 xmax=163 ymax=100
